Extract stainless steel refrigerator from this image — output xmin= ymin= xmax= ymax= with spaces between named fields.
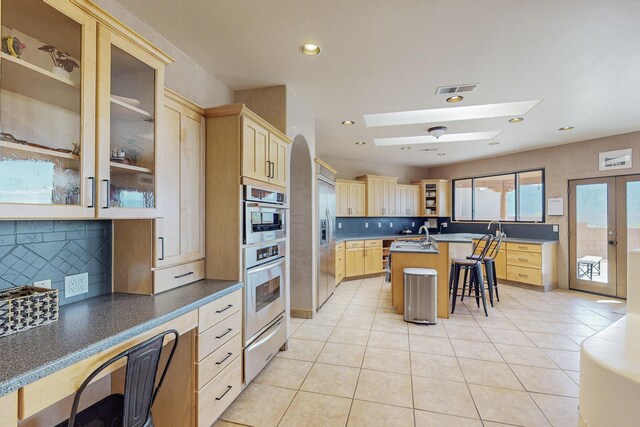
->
xmin=317 ymin=171 xmax=336 ymax=309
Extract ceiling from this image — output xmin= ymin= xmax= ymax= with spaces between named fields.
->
xmin=117 ymin=0 xmax=640 ymax=166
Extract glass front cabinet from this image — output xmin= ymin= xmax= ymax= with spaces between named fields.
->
xmin=0 ymin=0 xmax=170 ymax=219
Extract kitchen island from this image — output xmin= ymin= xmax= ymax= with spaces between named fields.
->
xmin=389 ymin=239 xmax=451 ymax=318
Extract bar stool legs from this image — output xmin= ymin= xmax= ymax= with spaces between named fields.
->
xmin=450 ymin=262 xmax=489 ymax=317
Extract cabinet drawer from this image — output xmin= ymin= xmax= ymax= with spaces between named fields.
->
xmin=336 ymin=270 xmax=345 ymax=284
xmin=197 ymin=356 xmax=242 ymax=427
xmin=365 ymin=240 xmax=382 ymax=248
xmin=199 ymin=290 xmax=242 ymax=332
xmin=507 ymin=250 xmax=542 ymax=269
xmin=346 ymin=240 xmax=364 ymax=249
xmin=507 ymin=265 xmax=542 ymax=286
xmin=336 ymin=242 xmax=345 ymax=252
xmin=336 ymin=252 xmax=345 ymax=266
xmin=506 ymin=242 xmax=542 ymax=253
xmin=198 ymin=311 xmax=242 ymax=361
xmin=197 ymin=333 xmax=242 ymax=390
xmin=153 ymin=260 xmax=204 ymax=293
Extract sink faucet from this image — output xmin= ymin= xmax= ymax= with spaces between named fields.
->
xmin=487 ymin=220 xmax=504 ymax=237
xmin=418 ymin=225 xmax=430 ymax=242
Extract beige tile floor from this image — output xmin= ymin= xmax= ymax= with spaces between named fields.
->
xmin=218 ymin=276 xmax=626 ymax=427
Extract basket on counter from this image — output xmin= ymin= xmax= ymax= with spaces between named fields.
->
xmin=0 ymin=286 xmax=59 ymax=338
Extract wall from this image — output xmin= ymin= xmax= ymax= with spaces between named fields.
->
xmin=428 ymin=131 xmax=640 ymax=289
xmin=94 ymin=0 xmax=233 ymax=107
xmin=0 ymin=220 xmax=112 ymax=305
xmin=320 ymin=155 xmax=429 ymax=183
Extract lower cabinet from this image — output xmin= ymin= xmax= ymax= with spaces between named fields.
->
xmin=336 ymin=242 xmax=345 ymax=285
xmin=345 ymin=240 xmax=384 ymax=278
xmin=196 ymin=290 xmax=243 ymax=427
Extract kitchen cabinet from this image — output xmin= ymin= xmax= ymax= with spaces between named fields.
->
xmin=414 ymin=179 xmax=450 ymax=217
xmin=112 ymin=90 xmax=205 ymax=295
xmin=505 ymin=241 xmax=557 ymax=289
xmin=0 ymin=392 xmax=16 ymax=427
xmin=241 ymin=115 xmax=288 ymax=188
xmin=396 ymin=184 xmax=420 ymax=217
xmin=336 ymin=179 xmax=366 ymax=217
xmin=345 ymin=240 xmax=384 ymax=277
xmin=357 ymin=175 xmax=398 ymax=217
xmin=335 ymin=242 xmax=345 ymax=285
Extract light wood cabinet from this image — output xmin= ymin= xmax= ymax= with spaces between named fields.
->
xmin=414 ymin=179 xmax=450 ymax=217
xmin=0 ymin=392 xmax=17 ymax=427
xmin=112 ymin=90 xmax=205 ymax=295
xmin=358 ymin=175 xmax=398 ymax=217
xmin=336 ymin=179 xmax=366 ymax=217
xmin=396 ymin=184 xmax=420 ymax=217
xmin=335 ymin=242 xmax=345 ymax=285
xmin=241 ymin=114 xmax=288 ymax=188
xmin=345 ymin=240 xmax=384 ymax=277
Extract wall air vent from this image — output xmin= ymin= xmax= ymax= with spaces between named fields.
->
xmin=436 ymin=83 xmax=478 ymax=95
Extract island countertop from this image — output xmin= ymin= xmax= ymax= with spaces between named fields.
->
xmin=336 ymin=232 xmax=558 ymax=245
xmin=0 ymin=279 xmax=242 ymax=397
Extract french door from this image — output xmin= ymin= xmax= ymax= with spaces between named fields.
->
xmin=569 ymin=174 xmax=640 ymax=298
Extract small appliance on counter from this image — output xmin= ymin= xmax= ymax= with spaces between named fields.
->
xmin=400 ymin=226 xmax=413 ymax=234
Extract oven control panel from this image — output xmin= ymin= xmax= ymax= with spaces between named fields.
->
xmin=245 ymin=240 xmax=286 ymax=269
xmin=257 ymin=244 xmax=280 ymax=261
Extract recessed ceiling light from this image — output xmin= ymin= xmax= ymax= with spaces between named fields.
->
xmin=559 ymin=126 xmax=574 ymax=131
xmin=401 ymin=146 xmax=411 ymax=150
xmin=341 ymin=120 xmax=355 ymax=126
xmin=446 ymin=96 xmax=464 ymax=103
xmin=355 ymin=141 xmax=366 ymax=145
xmin=300 ymin=43 xmax=321 ymax=56
xmin=489 ymin=142 xmax=500 ymax=145
xmin=364 ymin=100 xmax=541 ymax=127
xmin=437 ymin=153 xmax=446 ymax=156
xmin=508 ymin=117 xmax=524 ymax=123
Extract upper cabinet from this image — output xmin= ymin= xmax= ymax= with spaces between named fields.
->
xmin=336 ymin=179 xmax=365 ymax=217
xmin=357 ymin=175 xmax=398 ymax=217
xmin=95 ymin=25 xmax=165 ymax=218
xmin=0 ymin=0 xmax=172 ymax=220
xmin=414 ymin=179 xmax=450 ymax=217
xmin=0 ymin=0 xmax=96 ymax=219
xmin=396 ymin=184 xmax=420 ymax=217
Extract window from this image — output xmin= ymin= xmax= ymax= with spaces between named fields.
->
xmin=452 ymin=169 xmax=544 ymax=222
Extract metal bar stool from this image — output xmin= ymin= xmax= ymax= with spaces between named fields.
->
xmin=55 ymin=329 xmax=179 ymax=427
xmin=449 ymin=234 xmax=493 ymax=316
xmin=467 ymin=232 xmax=505 ymax=306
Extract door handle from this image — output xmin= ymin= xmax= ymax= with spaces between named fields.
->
xmin=608 ymin=240 xmax=617 ymax=245
xmin=88 ymin=177 xmax=95 ymax=208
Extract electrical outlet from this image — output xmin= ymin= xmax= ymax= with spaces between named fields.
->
xmin=365 ymin=222 xmax=369 ymax=228
xmin=338 ymin=222 xmax=342 ymax=229
xmin=65 ymin=272 xmax=88 ymax=298
xmin=33 ymin=279 xmax=51 ymax=289
xmin=390 ymin=222 xmax=393 ymax=227
xmin=411 ymin=222 xmax=415 ymax=227
xmin=378 ymin=222 xmax=382 ymax=228
xmin=553 ymin=224 xmax=559 ymax=232
xmin=442 ymin=222 xmax=448 ymax=228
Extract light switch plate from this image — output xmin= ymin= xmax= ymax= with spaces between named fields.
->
xmin=338 ymin=223 xmax=342 ymax=229
xmin=378 ymin=223 xmax=382 ymax=228
xmin=34 ymin=279 xmax=51 ymax=289
xmin=390 ymin=222 xmax=393 ymax=227
xmin=65 ymin=272 xmax=88 ymax=298
xmin=412 ymin=222 xmax=415 ymax=227
xmin=553 ymin=224 xmax=559 ymax=232
xmin=442 ymin=222 xmax=448 ymax=228
xmin=365 ymin=223 xmax=369 ymax=228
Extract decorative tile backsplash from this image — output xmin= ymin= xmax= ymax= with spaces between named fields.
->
xmin=0 ymin=220 xmax=112 ymax=305
xmin=336 ymin=217 xmax=430 ymax=237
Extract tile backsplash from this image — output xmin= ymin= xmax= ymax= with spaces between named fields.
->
xmin=0 ymin=220 xmax=112 ymax=305
xmin=336 ymin=216 xmax=430 ymax=237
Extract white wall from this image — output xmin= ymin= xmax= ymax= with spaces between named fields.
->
xmin=320 ymin=155 xmax=429 ymax=183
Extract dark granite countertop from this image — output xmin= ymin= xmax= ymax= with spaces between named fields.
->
xmin=336 ymin=232 xmax=558 ymax=245
xmin=0 ymin=279 xmax=242 ymax=397
xmin=335 ymin=233 xmax=423 ymax=243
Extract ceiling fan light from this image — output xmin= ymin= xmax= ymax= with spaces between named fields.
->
xmin=427 ymin=126 xmax=448 ymax=139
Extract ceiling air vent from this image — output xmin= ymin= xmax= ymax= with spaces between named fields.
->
xmin=436 ymin=83 xmax=478 ymax=95
xmin=420 ymin=148 xmax=440 ymax=152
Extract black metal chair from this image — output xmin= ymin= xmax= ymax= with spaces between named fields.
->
xmin=449 ymin=234 xmax=493 ymax=316
xmin=55 ymin=329 xmax=179 ymax=427
xmin=467 ymin=232 xmax=505 ymax=306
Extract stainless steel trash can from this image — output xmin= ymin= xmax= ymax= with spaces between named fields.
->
xmin=403 ymin=268 xmax=437 ymax=324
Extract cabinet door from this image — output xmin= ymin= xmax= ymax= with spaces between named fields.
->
xmin=495 ymin=249 xmax=507 ymax=280
xmin=96 ymin=26 xmax=164 ymax=218
xmin=336 ymin=182 xmax=350 ymax=216
xmin=383 ymin=179 xmax=397 ymax=216
xmin=366 ymin=177 xmax=383 ymax=216
xmin=345 ymin=248 xmax=365 ymax=277
xmin=409 ymin=187 xmax=420 ymax=216
xmin=365 ymin=247 xmax=383 ymax=274
xmin=350 ymin=182 xmax=366 ymax=217
xmin=395 ymin=187 xmax=405 ymax=217
xmin=0 ymin=0 xmax=96 ymax=219
xmin=269 ymin=132 xmax=287 ymax=187
xmin=241 ymin=116 xmax=269 ymax=183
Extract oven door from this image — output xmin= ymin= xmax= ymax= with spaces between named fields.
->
xmin=245 ymin=257 xmax=286 ymax=341
xmin=244 ymin=203 xmax=286 ymax=245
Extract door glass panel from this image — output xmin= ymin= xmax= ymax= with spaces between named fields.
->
xmin=627 ymin=181 xmax=640 ymax=255
xmin=473 ymin=174 xmax=516 ymax=221
xmin=575 ymin=183 xmax=608 ymax=283
xmin=256 ymin=276 xmax=280 ymax=312
xmin=453 ymin=179 xmax=472 ymax=220
xmin=109 ymin=45 xmax=155 ymax=208
xmin=0 ymin=0 xmax=82 ymax=205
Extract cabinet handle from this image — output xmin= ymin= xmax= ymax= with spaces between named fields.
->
xmin=519 ymin=274 xmax=528 ymax=278
xmin=216 ymin=328 xmax=233 ymax=339
xmin=215 ymin=352 xmax=234 ymax=365
xmin=158 ymin=237 xmax=165 ymax=260
xmin=88 ymin=177 xmax=95 ymax=208
xmin=518 ymin=258 xmax=527 ymax=262
xmin=215 ymin=385 xmax=233 ymax=401
xmin=266 ymin=160 xmax=271 ymax=178
xmin=174 ymin=271 xmax=194 ymax=279
xmin=102 ymin=179 xmax=110 ymax=209
xmin=215 ymin=304 xmax=234 ymax=314
xmin=270 ymin=161 xmax=275 ymax=178
xmin=519 ymin=246 xmax=527 ymax=250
